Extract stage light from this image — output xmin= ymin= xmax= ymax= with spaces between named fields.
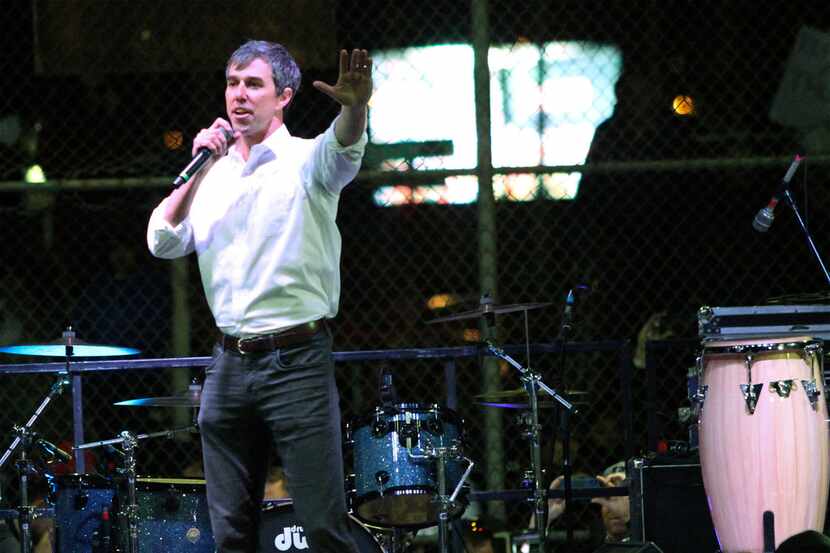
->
xmin=672 ymin=95 xmax=695 ymax=116
xmin=427 ymin=293 xmax=461 ymax=311
xmin=163 ymin=130 xmax=184 ymax=150
xmin=24 ymin=164 xmax=46 ymax=184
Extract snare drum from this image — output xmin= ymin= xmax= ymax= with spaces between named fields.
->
xmin=697 ymin=336 xmax=830 ymax=553
xmin=349 ymin=403 xmax=466 ymax=528
xmin=259 ymin=499 xmax=384 ymax=552
xmin=134 ymin=477 xmax=215 ymax=552
xmin=53 ymin=474 xmax=118 ymax=553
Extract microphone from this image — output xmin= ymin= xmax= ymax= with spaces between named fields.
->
xmin=172 ymin=127 xmax=234 ymax=188
xmin=558 ymin=289 xmax=576 ymax=340
xmin=558 ymin=285 xmax=590 ymax=341
xmin=35 ymin=438 xmax=72 ymax=463
xmin=379 ymin=367 xmax=398 ymax=407
xmin=752 ymin=154 xmax=804 ymax=232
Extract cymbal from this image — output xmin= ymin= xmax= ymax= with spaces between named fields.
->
xmin=475 ymin=400 xmax=559 ymax=410
xmin=115 ymin=386 xmax=201 ymax=408
xmin=426 ymin=302 xmax=552 ymax=324
xmin=474 ymin=388 xmax=587 ymax=401
xmin=0 ymin=340 xmax=140 ymax=357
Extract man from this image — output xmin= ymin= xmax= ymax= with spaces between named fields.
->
xmin=543 ymin=461 xmax=629 ymax=544
xmin=146 ymin=40 xmax=371 ymax=553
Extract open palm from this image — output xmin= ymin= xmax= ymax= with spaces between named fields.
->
xmin=313 ymin=49 xmax=373 ymax=107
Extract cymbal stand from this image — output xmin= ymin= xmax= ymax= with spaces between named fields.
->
xmin=0 ymin=373 xmax=70 ymax=553
xmin=486 ymin=341 xmax=576 ymax=553
xmin=409 ymin=442 xmax=474 ymax=553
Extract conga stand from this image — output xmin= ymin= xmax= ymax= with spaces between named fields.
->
xmin=0 ymin=373 xmax=70 ymax=553
xmin=486 ymin=341 xmax=576 ymax=553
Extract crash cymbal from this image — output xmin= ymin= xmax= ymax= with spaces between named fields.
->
xmin=426 ymin=302 xmax=552 ymax=324
xmin=115 ymin=385 xmax=201 ymax=408
xmin=0 ymin=340 xmax=140 ymax=357
xmin=474 ymin=388 xmax=587 ymax=401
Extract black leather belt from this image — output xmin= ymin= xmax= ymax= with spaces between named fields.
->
xmin=219 ymin=319 xmax=326 ymax=355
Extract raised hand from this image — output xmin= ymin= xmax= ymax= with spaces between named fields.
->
xmin=313 ymin=49 xmax=373 ymax=108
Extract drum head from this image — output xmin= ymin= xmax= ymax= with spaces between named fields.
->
xmin=260 ymin=500 xmax=383 ymax=552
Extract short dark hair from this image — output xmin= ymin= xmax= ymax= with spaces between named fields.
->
xmin=226 ymin=40 xmax=301 ymax=104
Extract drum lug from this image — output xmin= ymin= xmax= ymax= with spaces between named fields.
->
xmin=802 ymin=379 xmax=821 ymax=410
xmin=769 ymin=379 xmax=796 ymax=398
xmin=740 ymin=383 xmax=763 ymax=414
xmin=375 ymin=471 xmax=390 ymax=496
xmin=399 ymin=422 xmax=419 ymax=449
xmin=372 ymin=419 xmax=389 ymax=438
xmin=693 ymin=385 xmax=708 ymax=408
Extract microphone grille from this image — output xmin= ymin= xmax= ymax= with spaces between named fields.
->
xmin=752 ymin=207 xmax=774 ymax=233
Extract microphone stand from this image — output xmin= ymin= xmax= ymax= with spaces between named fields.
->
xmin=556 ymin=306 xmax=576 ymax=546
xmin=781 ymin=187 xmax=830 ymax=287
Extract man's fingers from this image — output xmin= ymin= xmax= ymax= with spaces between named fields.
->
xmin=312 ymin=80 xmax=336 ymax=98
xmin=338 ymin=49 xmax=349 ymax=76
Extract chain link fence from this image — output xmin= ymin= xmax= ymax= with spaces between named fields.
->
xmin=2 ymin=0 xmax=830 ymax=540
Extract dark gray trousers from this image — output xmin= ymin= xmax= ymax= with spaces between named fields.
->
xmin=198 ymin=327 xmax=358 ymax=553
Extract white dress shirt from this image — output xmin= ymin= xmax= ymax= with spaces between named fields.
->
xmin=147 ymin=119 xmax=367 ymax=337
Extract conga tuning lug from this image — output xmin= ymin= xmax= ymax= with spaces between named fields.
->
xmin=693 ymin=385 xmax=709 ymax=407
xmin=769 ymin=379 xmax=796 ymax=398
xmin=802 ymin=379 xmax=821 ymax=410
xmin=740 ymin=383 xmax=763 ymax=414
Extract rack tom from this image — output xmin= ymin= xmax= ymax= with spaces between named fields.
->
xmin=348 ymin=403 xmax=466 ymax=528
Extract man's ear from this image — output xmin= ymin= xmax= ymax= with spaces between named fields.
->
xmin=278 ymin=87 xmax=294 ymax=110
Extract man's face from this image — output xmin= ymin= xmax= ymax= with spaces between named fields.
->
xmin=225 ymin=57 xmax=291 ymax=139
xmin=601 ymin=496 xmax=630 ymax=540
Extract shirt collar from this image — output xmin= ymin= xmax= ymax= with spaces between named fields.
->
xmin=230 ymin=124 xmax=291 ymax=175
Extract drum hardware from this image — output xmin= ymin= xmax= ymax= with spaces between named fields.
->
xmin=0 ymin=330 xmax=141 ymax=358
xmin=407 ymin=442 xmax=473 ymax=553
xmin=113 ymin=381 xmax=202 ymax=409
xmin=0 ymin=327 xmax=141 ymax=476
xmin=0 ymin=372 xmax=70 ymax=553
xmin=740 ymin=383 xmax=764 ymax=414
xmin=802 ymin=379 xmax=821 ymax=409
xmin=77 ymin=425 xmax=197 ymax=553
xmin=425 ymin=300 xmax=552 ymax=324
xmin=350 ymin=403 xmax=466 ymax=529
xmin=769 ymin=380 xmax=796 ymax=398
xmin=741 ymin=353 xmax=762 ymax=414
xmin=486 ymin=341 xmax=576 ymax=553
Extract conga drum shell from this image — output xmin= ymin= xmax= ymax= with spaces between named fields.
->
xmin=699 ymin=337 xmax=829 ymax=553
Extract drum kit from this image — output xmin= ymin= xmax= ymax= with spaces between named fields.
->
xmin=2 ymin=295 xmax=830 ymax=553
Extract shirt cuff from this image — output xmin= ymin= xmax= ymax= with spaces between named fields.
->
xmin=325 ymin=116 xmax=368 ymax=155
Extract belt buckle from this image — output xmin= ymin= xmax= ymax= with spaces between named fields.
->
xmin=236 ymin=337 xmax=255 ymax=356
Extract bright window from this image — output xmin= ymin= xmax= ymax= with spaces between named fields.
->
xmin=368 ymin=41 xmax=622 ymax=206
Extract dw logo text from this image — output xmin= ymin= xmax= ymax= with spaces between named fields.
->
xmin=275 ymin=525 xmax=308 ymax=551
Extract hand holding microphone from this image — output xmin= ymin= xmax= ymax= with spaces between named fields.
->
xmin=173 ymin=119 xmax=236 ymax=188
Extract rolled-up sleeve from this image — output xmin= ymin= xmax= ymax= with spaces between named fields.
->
xmin=146 ymin=199 xmax=195 ymax=259
xmin=311 ymin=117 xmax=368 ymax=195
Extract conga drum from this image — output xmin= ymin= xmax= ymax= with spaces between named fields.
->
xmin=697 ymin=336 xmax=829 ymax=553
